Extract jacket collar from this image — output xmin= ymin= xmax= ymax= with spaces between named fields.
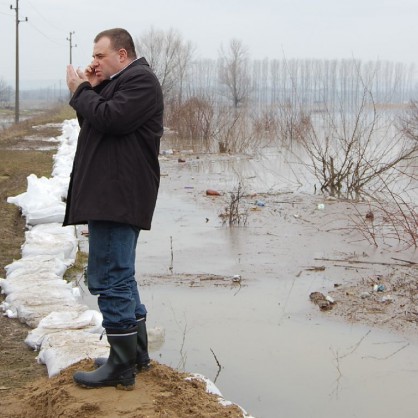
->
xmin=110 ymin=57 xmax=149 ymax=80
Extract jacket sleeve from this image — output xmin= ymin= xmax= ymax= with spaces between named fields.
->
xmin=69 ymin=69 xmax=161 ymax=136
xmin=72 ymin=80 xmax=112 ymax=128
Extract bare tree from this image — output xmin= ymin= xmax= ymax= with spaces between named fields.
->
xmin=0 ymin=79 xmax=13 ymax=108
xmin=218 ymin=39 xmax=251 ymax=109
xmin=399 ymin=100 xmax=418 ymax=142
xmin=135 ymin=27 xmax=194 ymax=104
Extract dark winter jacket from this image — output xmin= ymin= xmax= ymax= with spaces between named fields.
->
xmin=63 ymin=57 xmax=164 ymax=230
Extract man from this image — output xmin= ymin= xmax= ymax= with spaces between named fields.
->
xmin=65 ymin=28 xmax=163 ymax=389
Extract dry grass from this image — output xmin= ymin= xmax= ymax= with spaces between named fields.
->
xmin=0 ymin=104 xmax=75 ymax=276
xmin=0 ymin=104 xmax=76 ymax=391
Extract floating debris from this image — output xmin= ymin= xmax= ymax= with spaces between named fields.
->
xmin=365 ymin=210 xmax=374 ymax=221
xmin=232 ymin=275 xmax=242 ymax=283
xmin=206 ymin=189 xmax=221 ymax=196
xmin=309 ymin=291 xmax=335 ymax=311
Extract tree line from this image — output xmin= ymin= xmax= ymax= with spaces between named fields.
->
xmin=135 ymin=28 xmax=417 ymax=113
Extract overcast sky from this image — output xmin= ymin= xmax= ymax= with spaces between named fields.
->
xmin=1 ymin=0 xmax=417 ymax=89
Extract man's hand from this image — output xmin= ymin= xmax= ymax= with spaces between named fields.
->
xmin=84 ymin=64 xmax=102 ymax=87
xmin=66 ymin=65 xmax=89 ymax=93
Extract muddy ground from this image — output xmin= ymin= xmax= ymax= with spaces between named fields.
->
xmin=0 ymin=111 xmax=417 ymax=417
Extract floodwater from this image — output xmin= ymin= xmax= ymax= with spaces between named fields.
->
xmin=80 ymin=151 xmax=418 ymax=418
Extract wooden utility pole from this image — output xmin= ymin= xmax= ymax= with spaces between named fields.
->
xmin=67 ymin=31 xmax=77 ymax=99
xmin=10 ymin=0 xmax=28 ymax=124
xmin=67 ymin=31 xmax=77 ymax=65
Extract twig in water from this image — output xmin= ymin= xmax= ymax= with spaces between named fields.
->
xmin=363 ymin=342 xmax=410 ymax=360
xmin=169 ymin=306 xmax=189 ymax=371
xmin=329 ymin=329 xmax=371 ymax=399
xmin=339 ymin=329 xmax=371 ymax=360
xmin=210 ymin=348 xmax=223 ymax=383
xmin=169 ymin=236 xmax=174 ymax=273
xmin=314 ymin=257 xmax=414 ymax=268
xmin=391 ymin=257 xmax=417 ymax=265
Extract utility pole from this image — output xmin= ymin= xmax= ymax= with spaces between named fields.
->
xmin=67 ymin=31 xmax=77 ymax=65
xmin=10 ymin=0 xmax=28 ymax=124
xmin=67 ymin=31 xmax=77 ymax=99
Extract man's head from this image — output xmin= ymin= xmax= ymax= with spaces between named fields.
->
xmin=91 ymin=28 xmax=137 ymax=81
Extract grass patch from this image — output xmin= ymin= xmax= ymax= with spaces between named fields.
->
xmin=0 ymin=105 xmax=76 ymax=144
xmin=0 ymin=104 xmax=76 ymax=276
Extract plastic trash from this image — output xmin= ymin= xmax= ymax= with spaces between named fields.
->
xmin=232 ymin=275 xmax=241 ymax=283
xmin=325 ymin=295 xmax=335 ymax=304
xmin=160 ymin=149 xmax=173 ymax=155
xmin=255 ymin=200 xmax=265 ymax=207
xmin=317 ymin=203 xmax=325 ymax=210
xmin=206 ymin=189 xmax=221 ymax=196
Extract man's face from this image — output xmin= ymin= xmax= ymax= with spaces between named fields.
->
xmin=91 ymin=37 xmax=123 ymax=81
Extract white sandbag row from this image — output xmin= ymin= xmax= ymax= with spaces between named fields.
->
xmin=0 ymin=119 xmax=110 ymax=376
xmin=35 ymin=329 xmax=110 ymax=377
xmin=51 ymin=119 xmax=79 ymax=179
xmin=25 ymin=310 xmax=108 ymax=377
xmin=22 ymin=223 xmax=78 ymax=265
xmin=0 ymin=119 xmax=168 ymax=380
xmin=6 ymin=175 xmax=66 ymax=225
xmin=7 ymin=118 xmax=79 ymax=226
xmin=0 ymin=221 xmax=81 ymax=327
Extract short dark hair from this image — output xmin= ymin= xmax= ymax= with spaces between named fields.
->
xmin=94 ymin=28 xmax=137 ymax=59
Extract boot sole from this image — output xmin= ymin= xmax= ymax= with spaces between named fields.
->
xmin=137 ymin=363 xmax=151 ymax=373
xmin=74 ymin=378 xmax=135 ymax=390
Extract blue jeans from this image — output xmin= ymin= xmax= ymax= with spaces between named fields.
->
xmin=87 ymin=220 xmax=147 ymax=330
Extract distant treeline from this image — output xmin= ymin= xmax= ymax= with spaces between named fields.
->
xmin=184 ymin=58 xmax=417 ymax=111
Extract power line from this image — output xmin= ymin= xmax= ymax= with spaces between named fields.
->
xmin=27 ymin=21 xmax=66 ymax=46
xmin=25 ymin=0 xmax=68 ymax=34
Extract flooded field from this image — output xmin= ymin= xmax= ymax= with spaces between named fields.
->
xmin=80 ymin=151 xmax=418 ymax=417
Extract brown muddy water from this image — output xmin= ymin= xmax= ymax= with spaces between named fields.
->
xmin=80 ymin=152 xmax=418 ymax=418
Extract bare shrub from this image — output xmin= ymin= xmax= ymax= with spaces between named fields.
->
xmin=272 ymin=103 xmax=312 ymax=146
xmin=219 ymin=182 xmax=248 ymax=226
xmin=349 ymin=195 xmax=418 ymax=249
xmin=300 ymin=86 xmax=418 ymax=198
xmin=167 ymin=96 xmax=266 ymax=154
xmin=168 ymin=97 xmax=214 ymax=149
xmin=212 ymin=106 xmax=265 ymax=154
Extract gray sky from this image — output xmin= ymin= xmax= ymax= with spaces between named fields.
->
xmin=1 ymin=0 xmax=417 ymax=89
